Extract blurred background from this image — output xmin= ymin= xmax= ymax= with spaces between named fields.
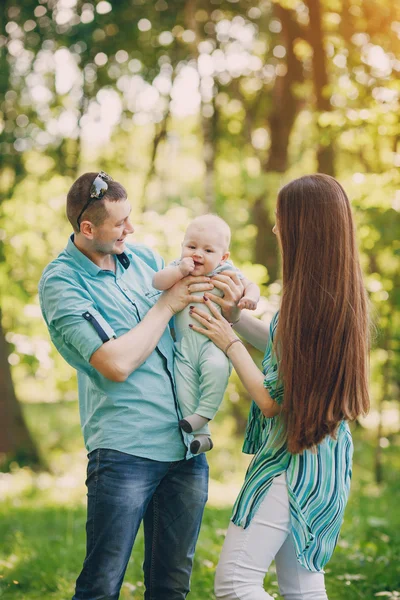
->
xmin=0 ymin=0 xmax=400 ymax=598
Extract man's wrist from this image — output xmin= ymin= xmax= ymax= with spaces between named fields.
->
xmin=155 ymin=294 xmax=176 ymax=318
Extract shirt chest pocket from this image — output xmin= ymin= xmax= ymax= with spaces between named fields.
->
xmin=143 ymin=287 xmax=163 ymax=306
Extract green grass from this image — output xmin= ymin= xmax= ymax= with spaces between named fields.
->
xmin=1 ymin=402 xmax=400 ymax=599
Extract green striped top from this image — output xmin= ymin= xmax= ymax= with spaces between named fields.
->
xmin=231 ymin=312 xmax=353 ymax=572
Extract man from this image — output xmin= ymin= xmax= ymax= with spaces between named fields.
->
xmin=39 ymin=171 xmax=242 ymax=600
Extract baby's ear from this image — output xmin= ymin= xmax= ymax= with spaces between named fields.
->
xmin=220 ymin=251 xmax=230 ymax=264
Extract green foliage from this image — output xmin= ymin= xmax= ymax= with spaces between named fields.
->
xmin=1 ymin=401 xmax=400 ymax=599
xmin=0 ymin=0 xmax=399 ymax=409
xmin=0 ymin=0 xmax=399 ymax=476
xmin=0 ymin=0 xmax=398 ymax=592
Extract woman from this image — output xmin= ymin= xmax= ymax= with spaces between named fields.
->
xmin=189 ymin=174 xmax=370 ymax=600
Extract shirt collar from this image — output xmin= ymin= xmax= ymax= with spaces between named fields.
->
xmin=66 ymin=234 xmax=130 ymax=276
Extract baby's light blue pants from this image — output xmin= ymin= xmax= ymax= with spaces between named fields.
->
xmin=174 ymin=293 xmax=231 ymax=436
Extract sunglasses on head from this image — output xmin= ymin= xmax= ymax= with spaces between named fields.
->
xmin=77 ymin=171 xmax=114 ymax=230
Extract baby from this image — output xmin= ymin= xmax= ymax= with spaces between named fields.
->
xmin=153 ymin=214 xmax=260 ymax=454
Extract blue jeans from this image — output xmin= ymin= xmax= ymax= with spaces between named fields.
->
xmin=72 ymin=449 xmax=209 ymax=600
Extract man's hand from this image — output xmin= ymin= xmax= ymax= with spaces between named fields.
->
xmin=207 ymin=271 xmax=244 ymax=323
xmin=179 ymin=257 xmax=195 ymax=277
xmin=158 ymin=274 xmax=214 ymax=315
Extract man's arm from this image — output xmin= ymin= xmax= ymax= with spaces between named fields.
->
xmin=41 ymin=269 xmax=213 ymax=383
xmin=90 ymin=275 xmax=212 ymax=381
xmin=90 ymin=299 xmax=174 ymax=381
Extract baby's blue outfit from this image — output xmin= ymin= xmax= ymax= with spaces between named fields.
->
xmin=172 ymin=260 xmax=243 ymax=436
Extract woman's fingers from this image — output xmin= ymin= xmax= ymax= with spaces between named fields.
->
xmin=213 ymin=271 xmax=242 ymax=287
xmin=189 ymin=306 xmax=212 ymax=321
xmin=189 ymin=323 xmax=211 ymax=337
xmin=190 ymin=311 xmax=212 ymax=328
xmin=202 ymin=296 xmax=223 ymax=318
xmin=204 ymin=292 xmax=224 ymax=306
xmin=210 ymin=274 xmax=232 ymax=293
xmin=212 ymin=271 xmax=243 ymax=290
xmin=211 ymin=273 xmax=244 ymax=300
xmin=189 ymin=305 xmax=238 ymax=350
xmin=210 ymin=272 xmax=244 ymax=323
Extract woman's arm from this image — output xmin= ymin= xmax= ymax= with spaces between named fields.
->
xmin=232 ymin=312 xmax=270 ymax=353
xmin=205 ymin=271 xmax=269 ymax=351
xmin=188 ymin=299 xmax=279 ymax=417
xmin=226 ymin=340 xmax=280 ymax=417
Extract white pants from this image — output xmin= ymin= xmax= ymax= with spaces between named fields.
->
xmin=215 ymin=473 xmax=328 ymax=600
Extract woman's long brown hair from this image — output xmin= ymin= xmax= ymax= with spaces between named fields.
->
xmin=275 ymin=174 xmax=370 ymax=454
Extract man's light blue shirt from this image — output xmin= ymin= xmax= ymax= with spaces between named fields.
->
xmin=39 ymin=235 xmax=189 ymax=461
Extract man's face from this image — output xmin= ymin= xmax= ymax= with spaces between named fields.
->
xmin=91 ymin=198 xmax=134 ymax=255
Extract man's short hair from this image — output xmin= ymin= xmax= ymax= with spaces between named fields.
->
xmin=67 ymin=172 xmax=127 ymax=232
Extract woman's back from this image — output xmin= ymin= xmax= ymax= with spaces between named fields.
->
xmin=274 ymin=174 xmax=370 ymax=453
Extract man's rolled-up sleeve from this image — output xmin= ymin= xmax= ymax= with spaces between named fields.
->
xmin=40 ymin=271 xmax=116 ymax=364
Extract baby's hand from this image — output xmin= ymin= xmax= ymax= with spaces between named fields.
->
xmin=179 ymin=257 xmax=195 ymax=276
xmin=238 ymin=296 xmax=258 ymax=311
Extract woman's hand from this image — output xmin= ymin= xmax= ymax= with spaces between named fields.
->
xmin=208 ymin=271 xmax=244 ymax=323
xmin=190 ymin=297 xmax=280 ymax=417
xmin=189 ymin=297 xmax=239 ymax=353
xmin=159 ymin=275 xmax=214 ymax=315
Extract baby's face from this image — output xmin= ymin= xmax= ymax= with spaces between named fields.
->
xmin=181 ymin=224 xmax=229 ymax=276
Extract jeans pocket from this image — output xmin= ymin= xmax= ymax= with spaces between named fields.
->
xmin=86 ymin=448 xmax=101 ymax=485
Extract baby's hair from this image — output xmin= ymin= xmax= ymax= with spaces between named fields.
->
xmin=189 ymin=214 xmax=231 ymax=250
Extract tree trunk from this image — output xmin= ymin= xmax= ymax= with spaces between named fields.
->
xmin=184 ymin=0 xmax=217 ymax=211
xmin=201 ymin=103 xmax=218 ymax=212
xmin=141 ymin=114 xmax=169 ymax=212
xmin=253 ymin=195 xmax=279 ymax=283
xmin=253 ymin=4 xmax=303 ymax=280
xmin=375 ymin=327 xmax=391 ymax=484
xmin=0 ymin=309 xmax=41 ymax=469
xmin=306 ymin=0 xmax=335 ymax=175
xmin=340 ymin=0 xmax=354 ymax=45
